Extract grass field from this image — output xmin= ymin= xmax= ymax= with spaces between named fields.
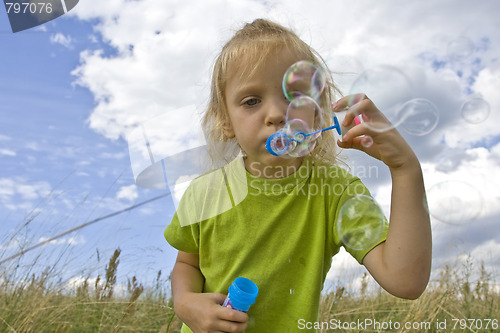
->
xmin=1 ymin=246 xmax=499 ymax=332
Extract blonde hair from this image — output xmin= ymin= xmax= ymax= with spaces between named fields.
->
xmin=202 ymin=18 xmax=342 ymax=166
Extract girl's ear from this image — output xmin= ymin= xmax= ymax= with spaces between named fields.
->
xmin=222 ymin=121 xmax=235 ymax=139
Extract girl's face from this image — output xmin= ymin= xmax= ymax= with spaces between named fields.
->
xmin=223 ymin=48 xmax=303 ymax=178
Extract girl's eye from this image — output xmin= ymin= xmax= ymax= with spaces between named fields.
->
xmin=244 ymin=98 xmax=260 ymax=106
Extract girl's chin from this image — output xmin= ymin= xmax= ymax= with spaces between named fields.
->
xmin=266 ymin=156 xmax=300 ymax=166
xmin=245 ymin=155 xmax=303 ymax=170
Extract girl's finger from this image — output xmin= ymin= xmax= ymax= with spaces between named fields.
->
xmin=337 ymin=137 xmax=363 ymax=151
xmin=217 ymin=306 xmax=248 ymax=323
xmin=331 ymin=93 xmax=367 ymax=112
xmin=216 ymin=320 xmax=248 ymax=333
xmin=332 ymin=95 xmax=370 ymax=129
xmin=341 ymin=122 xmax=371 ymax=143
xmin=209 ymin=293 xmax=229 ymax=305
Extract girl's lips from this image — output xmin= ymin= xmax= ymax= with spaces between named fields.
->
xmin=274 ymin=139 xmax=284 ymax=150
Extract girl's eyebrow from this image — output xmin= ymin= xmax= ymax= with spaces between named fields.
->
xmin=230 ymin=81 xmax=262 ymax=99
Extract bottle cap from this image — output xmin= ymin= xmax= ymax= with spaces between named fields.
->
xmin=227 ymin=277 xmax=259 ymax=312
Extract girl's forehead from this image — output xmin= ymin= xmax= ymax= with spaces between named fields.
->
xmin=226 ymin=46 xmax=303 ymax=83
xmin=224 ymin=49 xmax=305 ymax=102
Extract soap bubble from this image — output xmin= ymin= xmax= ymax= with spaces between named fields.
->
xmin=461 ymin=97 xmax=490 ymax=124
xmin=285 ymin=96 xmax=323 ymax=156
xmin=398 ymin=98 xmax=439 ymax=136
xmin=337 ymin=195 xmax=386 ymax=251
xmin=286 ymin=95 xmax=323 ymax=135
xmin=267 ymin=96 xmax=324 ymax=157
xmin=326 ymin=55 xmax=364 ymax=94
xmin=349 ymin=65 xmax=413 ymax=133
xmin=447 ymin=36 xmax=474 ymax=62
xmin=266 ymin=130 xmax=295 ymax=156
xmin=426 ymin=181 xmax=484 ymax=225
xmin=360 ymin=135 xmax=374 ymax=148
xmin=283 ymin=61 xmax=326 ymax=102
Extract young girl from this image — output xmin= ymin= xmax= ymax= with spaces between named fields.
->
xmin=165 ymin=19 xmax=431 ymax=333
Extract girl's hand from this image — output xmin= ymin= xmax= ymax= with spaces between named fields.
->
xmin=332 ymin=94 xmax=419 ymax=174
xmin=174 ymin=292 xmax=248 ymax=333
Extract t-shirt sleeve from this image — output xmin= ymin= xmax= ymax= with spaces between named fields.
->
xmin=164 ymin=166 xmax=236 ymax=253
xmin=332 ymin=174 xmax=389 ymax=264
xmin=164 ymin=212 xmax=200 ymax=254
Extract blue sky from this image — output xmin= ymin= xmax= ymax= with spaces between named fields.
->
xmin=0 ymin=8 xmax=177 ymax=286
xmin=1 ymin=0 xmax=500 ymax=293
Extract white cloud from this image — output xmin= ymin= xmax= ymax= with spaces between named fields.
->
xmin=65 ymin=275 xmax=129 ymax=297
xmin=39 ymin=235 xmax=85 ymax=246
xmin=50 ymin=33 xmax=74 ymax=49
xmin=65 ymin=276 xmax=88 ymax=290
xmin=327 ymin=248 xmax=364 ymax=282
xmin=422 ymin=144 xmax=500 ymax=219
xmin=0 ymin=237 xmax=21 ymax=251
xmin=24 ymin=141 xmax=41 ymax=151
xmin=173 ymin=174 xmax=199 ymax=203
xmin=468 ymin=239 xmax=500 ymax=266
xmin=0 ymin=148 xmax=16 ymax=156
xmin=116 ymin=184 xmax=138 ymax=202
xmin=98 ymin=151 xmax=127 ymax=160
xmin=326 ymin=248 xmax=383 ymax=295
xmin=0 ymin=178 xmax=52 ymax=211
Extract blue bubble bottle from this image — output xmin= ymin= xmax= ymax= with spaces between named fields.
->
xmin=222 ymin=277 xmax=259 ymax=312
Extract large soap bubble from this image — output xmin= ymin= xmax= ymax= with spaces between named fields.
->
xmin=282 ymin=60 xmax=326 ymax=102
xmin=426 ymin=181 xmax=484 ymax=225
xmin=349 ymin=66 xmax=413 ymax=133
xmin=337 ymin=195 xmax=386 ymax=251
xmin=398 ymin=98 xmax=439 ymax=136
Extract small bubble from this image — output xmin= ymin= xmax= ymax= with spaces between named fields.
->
xmin=398 ymin=98 xmax=439 ymax=136
xmin=326 ymin=55 xmax=364 ymax=94
xmin=461 ymin=97 xmax=490 ymax=124
xmin=447 ymin=36 xmax=474 ymax=62
xmin=360 ymin=135 xmax=373 ymax=148
xmin=289 ymin=289 xmax=295 ymax=295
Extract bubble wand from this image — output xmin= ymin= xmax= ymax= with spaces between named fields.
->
xmin=266 ymin=114 xmax=343 ymax=156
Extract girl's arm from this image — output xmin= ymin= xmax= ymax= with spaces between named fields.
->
xmin=333 ymin=95 xmax=432 ymax=299
xmin=171 ymin=251 xmax=249 ymax=332
xmin=362 ymin=158 xmax=431 ymax=299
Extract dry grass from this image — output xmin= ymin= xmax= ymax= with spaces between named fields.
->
xmin=319 ymin=259 xmax=499 ymax=332
xmin=1 ymin=248 xmax=499 ymax=332
xmin=0 ymin=248 xmax=181 ymax=332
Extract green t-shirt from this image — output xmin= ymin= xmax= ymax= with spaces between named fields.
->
xmin=165 ymin=157 xmax=388 ymax=332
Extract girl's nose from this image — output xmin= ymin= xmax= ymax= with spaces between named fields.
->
xmin=265 ymin=100 xmax=286 ymax=127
